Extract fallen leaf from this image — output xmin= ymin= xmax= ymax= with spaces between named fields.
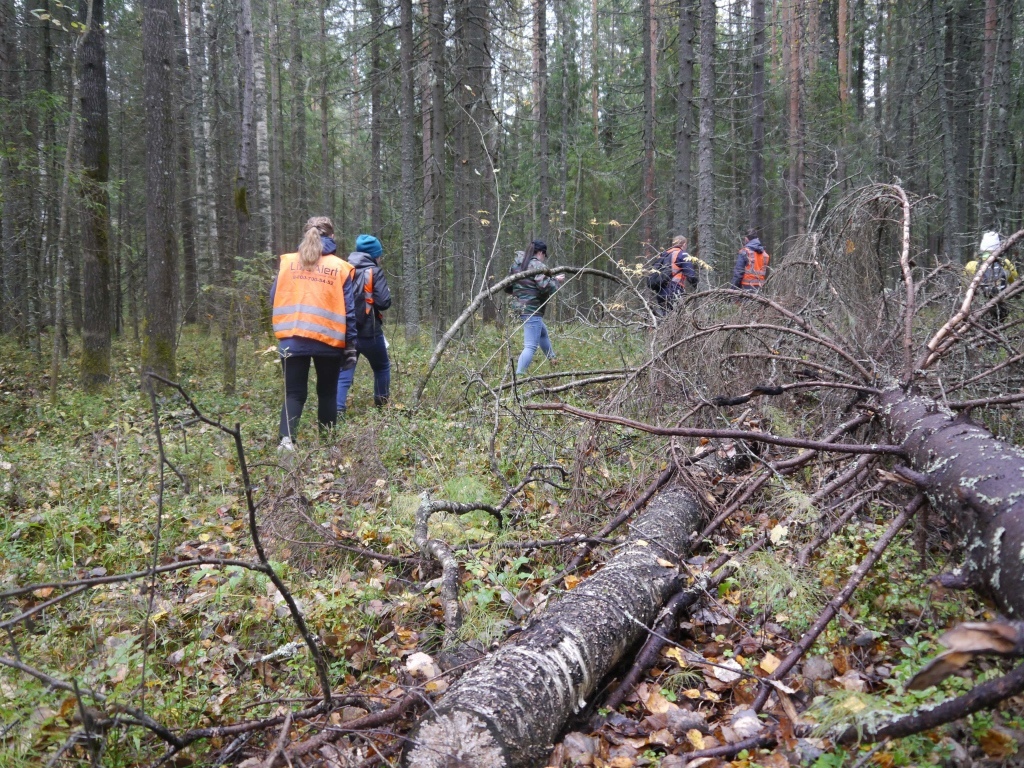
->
xmin=32 ymin=587 xmax=54 ymax=599
xmin=712 ymin=658 xmax=743 ymax=683
xmin=665 ymin=647 xmax=687 ymax=667
xmin=907 ymin=651 xmax=973 ymax=690
xmin=760 ymin=652 xmax=781 ymax=674
xmin=564 ymin=575 xmax=582 ymax=590
xmin=686 ymin=728 xmax=705 ymax=750
xmin=835 ymin=670 xmax=866 ymax=692
xmin=643 ymin=688 xmax=673 ymax=714
xmin=978 ymin=727 xmax=1017 ymax=760
xmin=769 ymin=524 xmax=789 ymax=545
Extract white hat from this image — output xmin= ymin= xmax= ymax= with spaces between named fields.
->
xmin=980 ymin=231 xmax=1001 ymax=252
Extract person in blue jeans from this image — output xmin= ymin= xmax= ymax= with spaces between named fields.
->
xmin=336 ymin=235 xmax=392 ymax=413
xmin=506 ymin=239 xmax=565 ymax=375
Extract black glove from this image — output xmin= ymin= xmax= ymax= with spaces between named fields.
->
xmin=341 ymin=347 xmax=359 ymax=371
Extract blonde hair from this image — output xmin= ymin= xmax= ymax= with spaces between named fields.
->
xmin=298 ymin=216 xmax=334 ymax=270
xmin=672 ymin=235 xmax=688 ymax=248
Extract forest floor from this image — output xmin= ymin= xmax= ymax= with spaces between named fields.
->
xmin=0 ymin=324 xmax=1021 ymax=767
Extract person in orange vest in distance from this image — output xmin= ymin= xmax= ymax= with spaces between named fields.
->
xmin=270 ymin=216 xmax=357 ymax=451
xmin=731 ymin=230 xmax=770 ymax=291
xmin=648 ymin=235 xmax=697 ymax=314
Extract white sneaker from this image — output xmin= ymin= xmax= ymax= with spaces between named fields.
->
xmin=277 ymin=436 xmax=295 ymax=452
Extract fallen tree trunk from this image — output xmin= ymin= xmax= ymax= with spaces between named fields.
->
xmin=403 ymin=489 xmax=704 ymax=768
xmin=882 ymin=389 xmax=1024 ymax=618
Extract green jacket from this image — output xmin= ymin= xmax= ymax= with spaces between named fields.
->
xmin=509 ymin=254 xmax=560 ymax=317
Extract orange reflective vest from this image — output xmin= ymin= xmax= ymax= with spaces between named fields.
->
xmin=272 ymin=252 xmax=354 ymax=347
xmin=667 ymin=247 xmax=687 ymax=286
xmin=362 ymin=269 xmax=375 ymax=315
xmin=740 ymin=247 xmax=769 ymax=290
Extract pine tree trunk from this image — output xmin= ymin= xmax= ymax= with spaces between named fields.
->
xmin=696 ymin=0 xmax=715 ymax=267
xmin=369 ymin=0 xmax=383 ymax=233
xmin=399 ymin=0 xmax=419 ymax=338
xmin=79 ymin=0 xmax=112 ymax=389
xmin=534 ymin=0 xmax=549 ymax=242
xmin=318 ymin=0 xmax=331 ymax=216
xmin=673 ymin=0 xmax=694 ymax=238
xmin=268 ymin=0 xmax=286 ymax=255
xmin=749 ymin=0 xmax=765 ymax=235
xmin=977 ymin=0 xmax=998 ymax=229
xmin=641 ymin=0 xmax=656 ymax=247
xmin=784 ymin=0 xmax=804 ymax=241
xmin=143 ymin=0 xmax=179 ymax=378
xmin=933 ymin=0 xmax=962 ymax=262
xmin=289 ymin=0 xmax=306 ymax=234
xmin=428 ymin=0 xmax=446 ymax=334
xmin=175 ymin=2 xmax=199 ymax=325
xmin=0 ymin=0 xmax=23 ymax=333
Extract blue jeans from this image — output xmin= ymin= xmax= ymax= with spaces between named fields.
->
xmin=336 ymin=334 xmax=391 ymax=411
xmin=516 ymin=315 xmax=554 ymax=374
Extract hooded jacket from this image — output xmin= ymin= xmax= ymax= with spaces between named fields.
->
xmin=732 ymin=238 xmax=769 ymax=290
xmin=348 ymin=251 xmax=392 ymax=337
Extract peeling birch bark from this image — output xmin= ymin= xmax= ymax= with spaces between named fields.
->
xmin=404 ymin=489 xmax=704 ymax=768
xmin=882 ymin=389 xmax=1024 ymax=617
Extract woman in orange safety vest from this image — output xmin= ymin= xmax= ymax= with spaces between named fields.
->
xmin=270 ymin=217 xmax=356 ymax=450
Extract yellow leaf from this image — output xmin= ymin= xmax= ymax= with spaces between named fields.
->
xmin=760 ymin=652 xmax=781 ymax=674
xmin=564 ymin=575 xmax=582 ymax=590
xmin=687 ymin=729 xmax=706 ymax=750
xmin=682 ymin=688 xmax=702 ymax=699
xmin=32 ymin=587 xmax=54 ymax=599
xmin=656 ymin=558 xmax=676 ymax=568
xmin=665 ymin=647 xmax=687 ymax=667
xmin=769 ymin=524 xmax=789 ymax=545
xmin=644 ymin=688 xmax=673 ymax=714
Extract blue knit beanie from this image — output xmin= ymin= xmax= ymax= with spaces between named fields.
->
xmin=355 ymin=234 xmax=383 ymax=260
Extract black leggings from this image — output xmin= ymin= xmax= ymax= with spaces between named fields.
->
xmin=279 ymin=354 xmax=343 ymax=440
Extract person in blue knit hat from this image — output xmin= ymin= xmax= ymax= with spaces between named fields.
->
xmin=336 ymin=235 xmax=392 ymax=412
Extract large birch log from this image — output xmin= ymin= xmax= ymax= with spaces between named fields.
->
xmin=881 ymin=389 xmax=1024 ymax=617
xmin=403 ymin=489 xmax=704 ymax=768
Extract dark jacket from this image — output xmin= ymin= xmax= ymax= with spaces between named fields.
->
xmin=653 ymin=247 xmax=698 ymax=302
xmin=732 ymin=238 xmax=767 ymax=289
xmin=509 ymin=253 xmax=560 ymax=317
xmin=269 ymin=237 xmax=357 ymax=356
xmin=347 ymin=251 xmax=392 ymax=338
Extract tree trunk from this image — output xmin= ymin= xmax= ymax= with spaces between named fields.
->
xmin=318 ymin=0 xmax=331 ymax=216
xmin=784 ymin=0 xmax=804 ymax=241
xmin=749 ymin=0 xmax=765 ymax=235
xmin=404 ymin=489 xmax=705 ymax=768
xmin=431 ymin=0 xmax=446 ymax=332
xmin=976 ymin=0 xmax=998 ymax=229
xmin=254 ymin=19 xmax=272 ymax=255
xmin=143 ymin=0 xmax=180 ymax=378
xmin=79 ymin=0 xmax=112 ymax=389
xmin=673 ymin=0 xmax=694 ymax=238
xmin=0 ymin=0 xmax=22 ymax=333
xmin=398 ymin=0 xmax=419 ymax=339
xmin=696 ymin=0 xmax=715 ymax=267
xmin=369 ymin=0 xmax=383 ymax=233
xmin=838 ymin=0 xmax=849 ymax=107
xmin=223 ymin=0 xmax=255 ymax=395
xmin=187 ymin=0 xmax=209 ymax=296
xmin=933 ymin=0 xmax=963 ymax=262
xmin=881 ymin=390 xmax=1024 ymax=619
xmin=641 ymin=0 xmax=656 ymax=247
xmin=534 ymin=0 xmax=549 ymax=242
xmin=175 ymin=1 xmax=199 ymax=324
xmin=268 ymin=0 xmax=285 ymax=255
xmin=289 ymin=0 xmax=306 ymax=234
